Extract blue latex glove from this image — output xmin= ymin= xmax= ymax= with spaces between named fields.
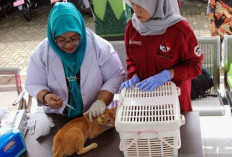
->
xmin=119 ymin=75 xmax=140 ymax=91
xmin=137 ymin=70 xmax=171 ymax=91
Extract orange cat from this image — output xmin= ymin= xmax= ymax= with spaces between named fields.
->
xmin=52 ymin=107 xmax=116 ymax=157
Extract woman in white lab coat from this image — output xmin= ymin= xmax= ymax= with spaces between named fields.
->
xmin=25 ymin=2 xmax=125 ymax=120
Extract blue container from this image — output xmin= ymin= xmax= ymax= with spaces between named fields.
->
xmin=0 ymin=128 xmax=26 ymax=157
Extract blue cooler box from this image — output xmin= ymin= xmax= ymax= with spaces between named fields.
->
xmin=0 ymin=128 xmax=26 ymax=157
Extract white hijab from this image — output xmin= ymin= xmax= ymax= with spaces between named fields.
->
xmin=124 ymin=0 xmax=185 ymax=35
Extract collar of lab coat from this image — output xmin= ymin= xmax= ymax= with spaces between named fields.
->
xmin=48 ymin=43 xmax=93 ymax=95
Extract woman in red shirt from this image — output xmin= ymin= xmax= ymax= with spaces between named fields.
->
xmin=120 ymin=0 xmax=203 ymax=112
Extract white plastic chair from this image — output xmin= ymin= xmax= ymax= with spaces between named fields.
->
xmin=224 ymin=35 xmax=232 ymax=113
xmin=0 ymin=68 xmax=32 ymax=112
xmin=192 ymin=36 xmax=225 ymax=116
xmin=110 ymin=40 xmax=127 ymax=72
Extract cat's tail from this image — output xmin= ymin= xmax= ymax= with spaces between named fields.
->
xmin=52 ymin=134 xmax=63 ymax=157
xmin=52 ymin=152 xmax=61 ymax=157
xmin=52 ymin=144 xmax=63 ymax=157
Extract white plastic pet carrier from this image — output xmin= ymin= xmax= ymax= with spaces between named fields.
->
xmin=114 ymin=82 xmax=185 ymax=157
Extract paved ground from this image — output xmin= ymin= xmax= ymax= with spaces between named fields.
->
xmin=0 ymin=0 xmax=210 ymax=82
xmin=180 ymin=0 xmax=210 ymax=37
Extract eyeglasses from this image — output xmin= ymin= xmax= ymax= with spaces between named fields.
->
xmin=55 ymin=35 xmax=81 ymax=47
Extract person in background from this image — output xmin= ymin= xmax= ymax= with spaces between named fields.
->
xmin=120 ymin=0 xmax=203 ymax=112
xmin=25 ymin=2 xmax=125 ymax=120
xmin=208 ymin=0 xmax=232 ymax=41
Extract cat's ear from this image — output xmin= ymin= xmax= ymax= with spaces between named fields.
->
xmin=110 ymin=107 xmax=117 ymax=114
xmin=101 ymin=114 xmax=106 ymax=119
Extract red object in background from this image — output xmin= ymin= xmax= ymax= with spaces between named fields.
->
xmin=177 ymin=0 xmax=181 ymax=7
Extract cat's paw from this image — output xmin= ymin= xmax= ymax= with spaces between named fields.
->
xmin=77 ymin=143 xmax=98 ymax=155
xmin=92 ymin=143 xmax=98 ymax=148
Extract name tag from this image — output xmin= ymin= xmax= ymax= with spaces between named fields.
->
xmin=129 ymin=40 xmax=142 ymax=45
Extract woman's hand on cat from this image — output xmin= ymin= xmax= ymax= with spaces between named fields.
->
xmin=85 ymin=99 xmax=106 ymax=122
xmin=44 ymin=93 xmax=63 ymax=109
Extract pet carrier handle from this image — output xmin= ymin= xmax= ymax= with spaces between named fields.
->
xmin=119 ymin=130 xmax=181 ymax=151
xmin=155 ymin=131 xmax=182 ymax=150
xmin=13 ymin=0 xmax=25 ymax=7
xmin=119 ymin=133 xmax=141 ymax=151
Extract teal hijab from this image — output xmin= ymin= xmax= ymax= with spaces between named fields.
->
xmin=47 ymin=2 xmax=86 ymax=118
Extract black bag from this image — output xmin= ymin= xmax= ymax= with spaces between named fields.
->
xmin=191 ymin=66 xmax=215 ymax=100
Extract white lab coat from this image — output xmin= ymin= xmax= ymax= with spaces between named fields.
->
xmin=25 ymin=29 xmax=126 ymax=114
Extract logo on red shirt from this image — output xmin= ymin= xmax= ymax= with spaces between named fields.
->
xmin=160 ymin=42 xmax=171 ymax=53
xmin=194 ymin=45 xmax=202 ymax=56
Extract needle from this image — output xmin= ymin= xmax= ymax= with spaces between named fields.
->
xmin=63 ymin=102 xmax=76 ymax=110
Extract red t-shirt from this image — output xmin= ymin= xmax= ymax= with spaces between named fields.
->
xmin=125 ymin=20 xmax=203 ymax=112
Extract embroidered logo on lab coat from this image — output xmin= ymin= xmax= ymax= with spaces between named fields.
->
xmin=160 ymin=42 xmax=171 ymax=53
xmin=129 ymin=40 xmax=142 ymax=45
xmin=194 ymin=45 xmax=202 ymax=56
